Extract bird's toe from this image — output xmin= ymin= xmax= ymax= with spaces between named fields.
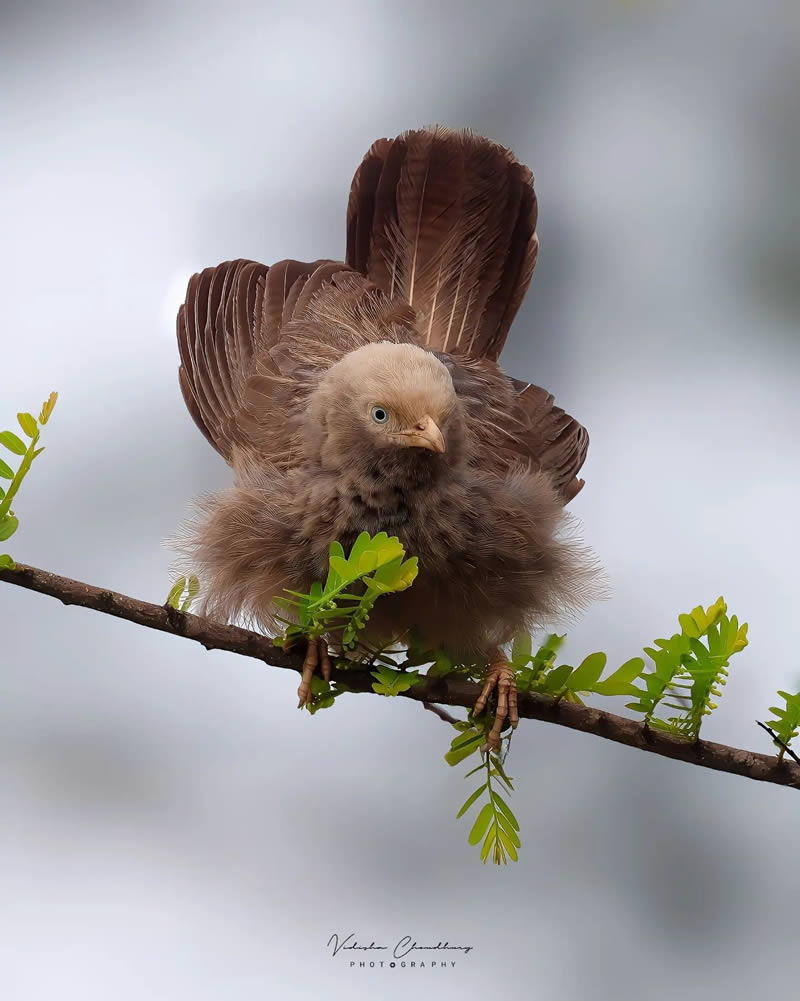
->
xmin=297 ymin=636 xmax=331 ymax=709
xmin=474 ymin=651 xmax=518 ymax=751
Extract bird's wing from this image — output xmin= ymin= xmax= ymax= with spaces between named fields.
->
xmin=346 ymin=126 xmax=538 ymax=362
xmin=177 ymin=258 xmax=325 ymax=459
xmin=177 ymin=258 xmax=417 ymax=465
xmin=510 ymin=378 xmax=589 ymax=503
xmin=439 ymin=353 xmax=588 ymax=504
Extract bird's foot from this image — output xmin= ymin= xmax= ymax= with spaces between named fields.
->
xmin=473 ymin=649 xmax=518 ymax=752
xmin=297 ymin=636 xmax=332 ymax=709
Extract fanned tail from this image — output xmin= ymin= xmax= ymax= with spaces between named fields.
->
xmin=346 ymin=126 xmax=538 ymax=362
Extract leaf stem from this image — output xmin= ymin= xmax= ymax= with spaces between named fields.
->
xmin=482 ymin=751 xmax=506 ymax=864
xmin=0 ymin=430 xmax=40 ymax=520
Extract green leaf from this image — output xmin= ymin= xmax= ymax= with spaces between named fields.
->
xmin=180 ymin=574 xmax=200 ymax=611
xmin=427 ymin=650 xmax=454 ymax=676
xmin=480 ymin=823 xmax=496 ymax=862
xmin=532 ymin=633 xmax=566 ymax=666
xmin=456 ymin=784 xmax=488 ymax=818
xmin=445 ymin=740 xmax=483 ymax=767
xmin=496 ymin=826 xmax=519 ymax=861
xmin=369 ymin=553 xmax=418 ymax=591
xmin=395 ymin=556 xmax=418 ymax=590
xmin=0 ymin=459 xmax=12 ymax=479
xmin=370 ymin=664 xmax=422 ymax=696
xmin=539 ymin=663 xmax=572 ymax=694
xmin=17 ymin=413 xmax=38 ymax=438
xmin=763 ymin=690 xmax=800 ymax=751
xmin=0 ymin=431 xmax=26 ymax=456
xmin=38 ymin=392 xmax=58 ymax=425
xmin=306 ymin=675 xmax=337 ymax=714
xmin=323 ymin=542 xmax=345 ymax=592
xmin=0 ymin=514 xmax=19 ymax=541
xmin=488 ymin=771 xmax=513 ymax=796
xmin=491 ymin=790 xmax=520 ymax=831
xmin=450 ymin=729 xmax=484 ymax=752
xmin=358 ymin=550 xmax=380 ymax=574
xmin=468 ymin=802 xmax=494 ymax=845
xmin=489 ymin=754 xmax=514 ymax=790
xmin=511 ymin=633 xmax=532 ymax=664
xmin=568 ymin=652 xmax=607 ymax=692
xmin=625 ymin=597 xmax=746 ymax=737
xmin=329 ymin=555 xmax=352 ymax=578
xmin=166 ymin=577 xmax=186 ymax=608
xmin=0 ymin=553 xmax=15 ymax=569
xmin=494 ymin=809 xmax=521 ymax=847
xmin=592 ymin=657 xmax=646 ymax=696
xmin=606 ymin=656 xmax=645 ymax=685
xmin=679 ymin=613 xmax=699 ymax=638
xmin=348 ymin=531 xmax=372 ymax=566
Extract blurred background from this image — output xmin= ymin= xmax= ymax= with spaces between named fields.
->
xmin=2 ymin=1 xmax=799 ymax=998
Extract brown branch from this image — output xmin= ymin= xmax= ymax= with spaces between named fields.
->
xmin=423 ymin=701 xmax=462 ymax=725
xmin=2 ymin=562 xmax=799 ymax=791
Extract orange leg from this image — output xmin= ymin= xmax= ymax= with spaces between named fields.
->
xmin=297 ymin=636 xmax=332 ymax=709
xmin=473 ymin=648 xmax=519 ymax=751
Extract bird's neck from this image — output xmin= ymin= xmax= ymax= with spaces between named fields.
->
xmin=364 ymin=446 xmax=452 ymax=491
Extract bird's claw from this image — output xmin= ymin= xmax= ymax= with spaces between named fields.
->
xmin=473 ymin=651 xmax=518 ymax=752
xmin=297 ymin=636 xmax=332 ymax=709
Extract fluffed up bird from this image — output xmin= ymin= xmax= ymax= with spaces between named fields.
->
xmin=174 ymin=127 xmax=600 ymax=748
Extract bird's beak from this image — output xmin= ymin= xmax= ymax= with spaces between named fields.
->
xmin=404 ymin=414 xmax=446 ymax=453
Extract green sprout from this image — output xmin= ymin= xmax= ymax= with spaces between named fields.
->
xmin=165 ymin=574 xmax=201 ymax=612
xmin=0 ymin=391 xmax=57 ymax=569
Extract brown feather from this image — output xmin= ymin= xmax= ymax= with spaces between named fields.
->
xmin=345 ymin=127 xmax=539 ymax=362
xmin=178 ymin=258 xmax=348 ymax=462
xmin=473 ymin=163 xmax=538 ymax=360
xmin=180 ymin=272 xmax=222 ymax=446
xmin=260 ymin=260 xmax=314 ymax=352
xmin=346 ymin=138 xmax=392 ymax=275
xmin=281 ymin=273 xmax=308 ymax=327
xmin=365 ymin=136 xmax=408 ymax=295
xmin=512 ymin=379 xmax=589 ymax=500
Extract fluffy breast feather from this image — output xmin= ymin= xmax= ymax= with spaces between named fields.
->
xmin=177 ymin=448 xmax=597 ymax=656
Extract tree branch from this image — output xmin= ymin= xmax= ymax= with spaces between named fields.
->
xmin=423 ymin=701 xmax=462 ymax=725
xmin=2 ymin=562 xmax=799 ymax=791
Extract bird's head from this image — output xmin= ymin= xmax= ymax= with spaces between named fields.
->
xmin=306 ymin=341 xmax=464 ymax=477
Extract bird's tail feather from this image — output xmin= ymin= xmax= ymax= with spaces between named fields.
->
xmin=346 ymin=126 xmax=538 ymax=362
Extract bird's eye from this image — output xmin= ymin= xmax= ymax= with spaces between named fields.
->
xmin=370 ymin=405 xmax=389 ymax=424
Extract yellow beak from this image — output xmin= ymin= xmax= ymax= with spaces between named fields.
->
xmin=404 ymin=414 xmax=446 ymax=453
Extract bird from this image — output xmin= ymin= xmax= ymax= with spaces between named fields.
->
xmin=174 ymin=126 xmax=600 ymax=749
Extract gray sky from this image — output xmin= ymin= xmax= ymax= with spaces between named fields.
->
xmin=2 ymin=2 xmax=799 ymax=999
